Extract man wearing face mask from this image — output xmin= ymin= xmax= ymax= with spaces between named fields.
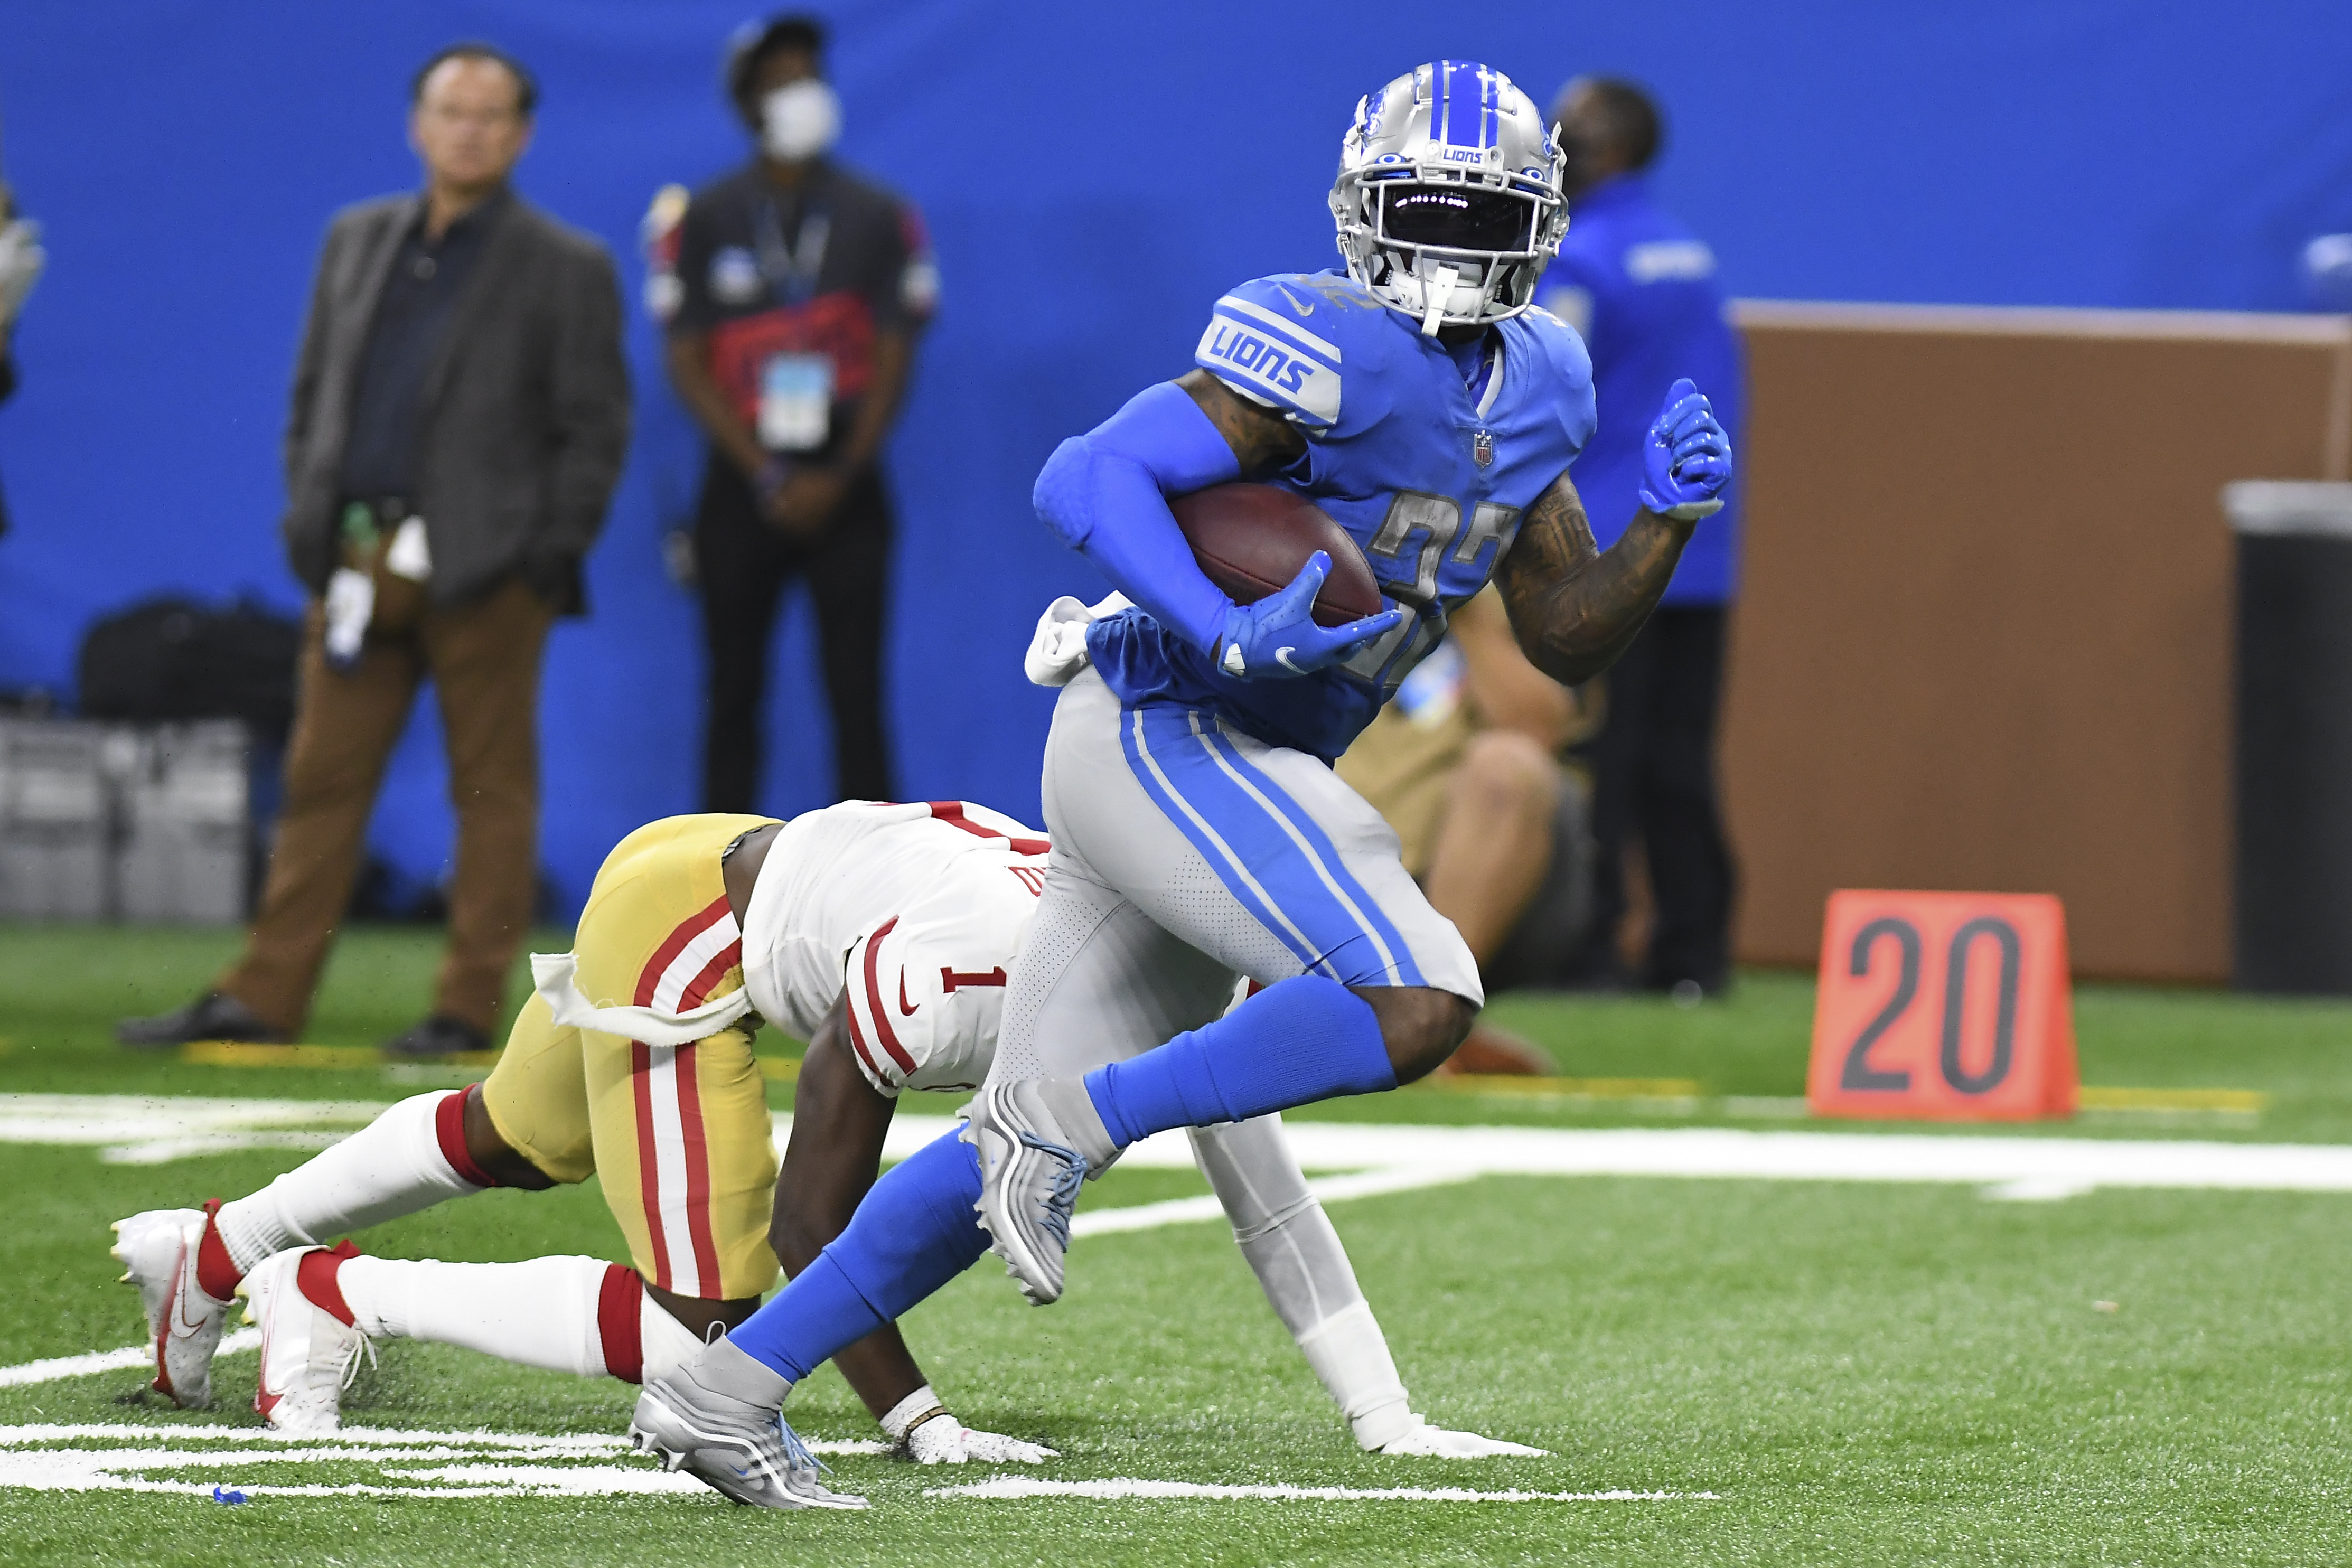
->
xmin=661 ymin=14 xmax=937 ymax=813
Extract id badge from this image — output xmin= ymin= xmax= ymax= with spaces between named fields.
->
xmin=757 ymin=352 xmax=833 ymax=453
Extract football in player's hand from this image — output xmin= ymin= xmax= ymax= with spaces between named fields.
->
xmin=1170 ymin=483 xmax=1386 ymax=629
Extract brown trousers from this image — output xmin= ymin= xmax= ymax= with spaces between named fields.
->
xmin=220 ymin=577 xmax=553 ymax=1035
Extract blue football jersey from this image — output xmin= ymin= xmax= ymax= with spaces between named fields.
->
xmin=1085 ymin=270 xmax=1596 ymax=762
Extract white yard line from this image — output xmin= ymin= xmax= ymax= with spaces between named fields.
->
xmin=0 ymin=1421 xmax=882 ymax=1456
xmin=931 ymin=1477 xmax=1716 ymax=1503
xmin=10 ymin=1094 xmax=2342 ymax=1198
xmin=0 ymin=1423 xmax=702 ymax=1499
xmin=0 ymin=1328 xmax=260 ymax=1388
xmin=1072 ymin=1167 xmax=1477 ymax=1237
xmin=875 ymin=1113 xmax=2352 ymax=1198
xmin=0 ymin=1421 xmax=1683 ymax=1505
xmin=0 ymin=1093 xmax=386 ymax=1165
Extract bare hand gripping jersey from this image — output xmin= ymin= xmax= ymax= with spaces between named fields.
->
xmin=1083 ymin=269 xmax=1596 ymax=761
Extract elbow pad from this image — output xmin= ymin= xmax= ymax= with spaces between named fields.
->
xmin=1030 ymin=382 xmax=1246 ymax=652
xmin=1032 ymin=381 xmax=1242 ymax=549
xmin=1032 ymin=436 xmax=1117 ymax=551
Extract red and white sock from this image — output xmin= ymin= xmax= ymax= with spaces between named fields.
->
xmin=327 ymin=1253 xmax=698 ymax=1383
xmin=209 ymin=1092 xmax=496 ymax=1291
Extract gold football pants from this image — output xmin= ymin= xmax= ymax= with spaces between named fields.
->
xmin=481 ymin=813 xmax=781 ymax=1300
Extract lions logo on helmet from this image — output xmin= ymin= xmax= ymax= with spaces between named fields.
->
xmin=1329 ymin=61 xmax=1567 ymax=336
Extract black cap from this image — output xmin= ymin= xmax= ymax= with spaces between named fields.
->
xmin=724 ymin=14 xmax=827 ymax=106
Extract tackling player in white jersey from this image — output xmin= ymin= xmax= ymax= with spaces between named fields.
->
xmin=109 ymin=802 xmax=1530 ymax=1481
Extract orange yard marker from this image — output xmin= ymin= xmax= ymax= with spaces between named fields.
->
xmin=1807 ymin=890 xmax=2077 ymax=1121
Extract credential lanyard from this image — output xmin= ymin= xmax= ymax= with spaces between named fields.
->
xmin=755 ymin=196 xmax=831 ymax=306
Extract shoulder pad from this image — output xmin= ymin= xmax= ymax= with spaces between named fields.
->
xmin=1511 ymin=306 xmax=1597 ymax=449
xmin=1193 ymin=273 xmax=1392 ymax=431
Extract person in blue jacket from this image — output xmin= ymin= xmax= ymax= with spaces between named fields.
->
xmin=1538 ymin=76 xmax=1744 ymax=998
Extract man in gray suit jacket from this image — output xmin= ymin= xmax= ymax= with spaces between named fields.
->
xmin=120 ymin=42 xmax=630 ymax=1057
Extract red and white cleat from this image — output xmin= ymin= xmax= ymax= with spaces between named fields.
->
xmin=238 ymin=1247 xmax=372 ymax=1437
xmin=109 ymin=1207 xmax=231 ymax=1410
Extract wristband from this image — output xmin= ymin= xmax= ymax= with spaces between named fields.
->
xmin=879 ymin=1383 xmax=952 ymax=1442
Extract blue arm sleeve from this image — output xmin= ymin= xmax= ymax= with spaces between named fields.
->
xmin=1032 ymin=380 xmax=1244 ymax=654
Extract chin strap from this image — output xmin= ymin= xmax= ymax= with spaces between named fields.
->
xmin=1418 ymin=265 xmax=1458 ymax=336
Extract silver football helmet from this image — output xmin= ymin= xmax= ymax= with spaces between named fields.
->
xmin=1329 ymin=61 xmax=1567 ymax=335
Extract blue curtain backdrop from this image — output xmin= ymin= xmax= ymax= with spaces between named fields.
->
xmin=3 ymin=1 xmax=2349 ymax=912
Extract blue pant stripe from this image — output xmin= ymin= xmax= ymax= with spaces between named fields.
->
xmin=1119 ymin=705 xmax=1330 ymax=978
xmin=1123 ymin=703 xmax=1418 ymax=988
xmin=1193 ymin=718 xmax=1426 ymax=988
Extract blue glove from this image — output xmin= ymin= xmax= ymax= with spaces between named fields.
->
xmin=1637 ymin=377 xmax=1733 ymax=521
xmin=1214 ymin=552 xmax=1407 ymax=680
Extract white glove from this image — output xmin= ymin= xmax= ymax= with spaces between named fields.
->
xmin=905 ymin=1418 xmax=1058 ymax=1466
xmin=882 ymin=1384 xmax=1058 ymax=1465
xmin=1375 ymin=1414 xmax=1549 ymax=1458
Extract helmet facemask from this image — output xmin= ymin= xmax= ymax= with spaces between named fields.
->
xmin=1329 ymin=62 xmax=1568 ymax=335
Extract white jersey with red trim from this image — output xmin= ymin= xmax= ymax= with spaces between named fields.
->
xmin=739 ymin=800 xmax=1051 ymax=1094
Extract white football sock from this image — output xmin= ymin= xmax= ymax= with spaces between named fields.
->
xmin=214 ymin=1092 xmax=484 ymax=1274
xmin=339 ymin=1253 xmax=612 ymax=1377
xmin=638 ymin=1292 xmax=706 ymax=1383
xmin=1295 ymin=1301 xmax=1416 ymax=1449
xmin=333 ymin=1253 xmax=708 ymax=1384
xmin=1192 ymin=1116 xmax=1415 ymax=1448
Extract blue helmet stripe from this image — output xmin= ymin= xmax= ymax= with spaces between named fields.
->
xmin=1431 ymin=59 xmax=1512 ymax=152
xmin=1436 ymin=58 xmax=1471 ymax=149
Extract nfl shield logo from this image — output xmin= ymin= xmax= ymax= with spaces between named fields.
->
xmin=1472 ymin=430 xmax=1495 ymax=468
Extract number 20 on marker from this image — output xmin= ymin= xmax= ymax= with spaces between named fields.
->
xmin=1806 ymin=890 xmax=2078 ymax=1121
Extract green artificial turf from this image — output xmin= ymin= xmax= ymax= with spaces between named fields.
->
xmin=0 ymin=922 xmax=2348 ymax=1563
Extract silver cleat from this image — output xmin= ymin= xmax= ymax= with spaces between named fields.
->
xmin=964 ymin=1078 xmax=1103 ymax=1306
xmin=629 ymin=1336 xmax=866 ymax=1510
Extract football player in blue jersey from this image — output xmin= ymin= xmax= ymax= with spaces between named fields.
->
xmin=629 ymin=59 xmax=1728 ymax=1507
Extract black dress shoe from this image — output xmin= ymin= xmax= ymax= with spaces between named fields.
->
xmin=116 ymin=991 xmax=290 ymax=1049
xmin=382 ymin=1014 xmax=493 ymax=1059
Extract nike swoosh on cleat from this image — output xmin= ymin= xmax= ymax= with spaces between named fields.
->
xmin=1275 ymin=284 xmax=1313 ymax=316
xmin=1274 ymin=647 xmax=1307 ymax=674
xmin=169 ymin=1237 xmax=208 ymax=1336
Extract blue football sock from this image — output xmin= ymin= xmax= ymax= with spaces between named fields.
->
xmin=1084 ymin=973 xmax=1395 ymax=1146
xmin=725 ymin=1129 xmax=987 ymax=1383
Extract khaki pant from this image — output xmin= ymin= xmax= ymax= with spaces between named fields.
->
xmin=220 ymin=577 xmax=552 ymax=1034
xmin=482 ymin=813 xmax=782 ymax=1301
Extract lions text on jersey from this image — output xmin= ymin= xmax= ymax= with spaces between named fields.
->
xmin=1082 ymin=270 xmax=1595 ymax=762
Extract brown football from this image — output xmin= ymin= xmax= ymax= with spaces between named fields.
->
xmin=1168 ymin=483 xmax=1385 ymax=629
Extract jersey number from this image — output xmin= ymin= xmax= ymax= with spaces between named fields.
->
xmin=941 ymin=967 xmax=1007 ymax=993
xmin=1341 ymin=492 xmax=1521 ymax=690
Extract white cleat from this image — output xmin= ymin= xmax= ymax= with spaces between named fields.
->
xmin=1376 ymin=1415 xmax=1550 ymax=1458
xmin=238 ymin=1247 xmax=372 ymax=1437
xmin=109 ymin=1206 xmax=231 ymax=1409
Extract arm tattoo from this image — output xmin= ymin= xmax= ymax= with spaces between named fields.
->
xmin=1178 ymin=369 xmax=1308 ymax=476
xmin=1495 ymin=470 xmax=1694 ymax=686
